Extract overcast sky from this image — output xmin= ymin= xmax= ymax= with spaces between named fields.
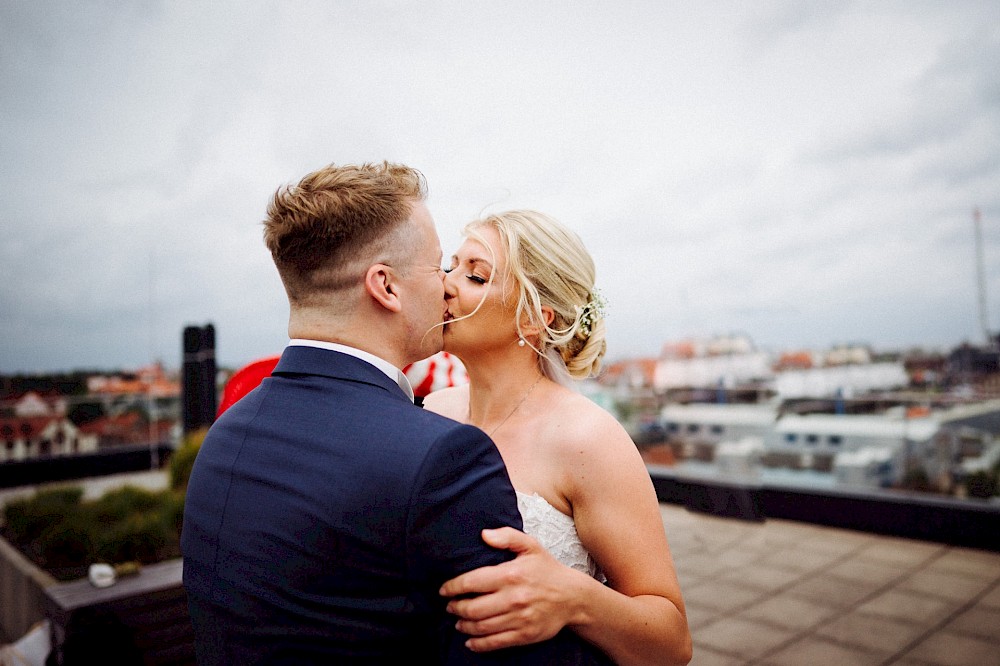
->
xmin=2 ymin=1 xmax=998 ymax=374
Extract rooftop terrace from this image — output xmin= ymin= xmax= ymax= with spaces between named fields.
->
xmin=2 ymin=470 xmax=998 ymax=665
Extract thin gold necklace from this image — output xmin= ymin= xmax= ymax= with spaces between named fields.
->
xmin=473 ymin=374 xmax=544 ymax=437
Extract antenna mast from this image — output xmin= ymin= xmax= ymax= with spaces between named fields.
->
xmin=974 ymin=206 xmax=991 ymax=345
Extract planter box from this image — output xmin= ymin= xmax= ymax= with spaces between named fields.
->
xmin=44 ymin=558 xmax=194 ymax=666
xmin=0 ymin=532 xmax=56 ymax=643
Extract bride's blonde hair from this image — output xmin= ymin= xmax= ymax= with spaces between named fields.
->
xmin=464 ymin=210 xmax=607 ymax=383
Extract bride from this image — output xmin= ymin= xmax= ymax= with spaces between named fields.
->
xmin=426 ymin=210 xmax=691 ymax=665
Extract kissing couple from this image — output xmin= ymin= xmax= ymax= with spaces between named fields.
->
xmin=181 ymin=162 xmax=691 ymax=665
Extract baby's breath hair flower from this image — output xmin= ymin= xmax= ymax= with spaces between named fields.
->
xmin=576 ymin=289 xmax=607 ymax=338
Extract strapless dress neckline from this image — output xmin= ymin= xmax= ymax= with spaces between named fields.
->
xmin=515 ymin=491 xmax=604 ymax=581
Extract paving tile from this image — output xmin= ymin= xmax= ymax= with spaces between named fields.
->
xmin=926 ymin=548 xmax=1000 ymax=580
xmin=942 ymin=603 xmax=1000 ymax=643
xmin=757 ymin=520 xmax=830 ymax=550
xmin=856 ymin=589 xmax=959 ymax=625
xmin=674 ymin=554 xmax=730 ymax=581
xmin=796 ymin=531 xmax=872 ymax=558
xmin=978 ymin=582 xmax=1000 ymax=609
xmin=855 ymin=535 xmax=943 ymax=568
xmin=898 ymin=567 xmax=995 ymax=602
xmin=687 ymin=645 xmax=749 ymax=666
xmin=718 ymin=563 xmax=803 ymax=593
xmin=714 ymin=547 xmax=767 ymax=570
xmin=737 ymin=595 xmax=835 ymax=631
xmin=660 ymin=503 xmax=696 ymax=522
xmin=676 ymin=569 xmax=709 ymax=591
xmin=759 ymin=636 xmax=882 ymax=666
xmin=668 ymin=542 xmax=705 ymax=563
xmin=684 ymin=604 xmax=719 ymax=631
xmin=758 ymin=546 xmax=843 ymax=574
xmin=815 ymin=610 xmax=925 ymax=657
xmin=693 ymin=616 xmax=797 ymax=661
xmin=899 ymin=630 xmax=1000 ymax=666
xmin=827 ymin=558 xmax=906 ymax=587
xmin=785 ymin=573 xmax=878 ymax=608
xmin=682 ymin=579 xmax=768 ymax=613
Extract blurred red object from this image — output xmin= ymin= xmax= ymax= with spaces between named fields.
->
xmin=217 ymin=355 xmax=280 ymax=416
xmin=217 ymin=351 xmax=467 ymax=417
xmin=403 ymin=351 xmax=468 ymax=398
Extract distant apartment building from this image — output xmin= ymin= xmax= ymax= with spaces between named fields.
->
xmin=652 ymin=336 xmax=909 ymax=399
xmin=773 ymin=363 xmax=910 ymax=399
xmin=654 ymin=336 xmax=772 ymax=391
xmin=661 ymin=402 xmax=778 ymax=456
xmin=660 ymin=399 xmax=1000 ymax=490
xmin=646 ymin=337 xmax=998 ymax=489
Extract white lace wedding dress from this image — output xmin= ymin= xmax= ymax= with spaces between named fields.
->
xmin=516 ymin=491 xmax=605 ymax=582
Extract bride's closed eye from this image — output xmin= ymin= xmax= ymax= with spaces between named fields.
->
xmin=467 ymin=274 xmax=487 ymax=285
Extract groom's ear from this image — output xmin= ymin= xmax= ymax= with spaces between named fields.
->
xmin=365 ymin=264 xmax=403 ymax=313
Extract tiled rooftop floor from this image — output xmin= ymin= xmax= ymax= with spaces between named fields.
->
xmin=661 ymin=504 xmax=1000 ymax=666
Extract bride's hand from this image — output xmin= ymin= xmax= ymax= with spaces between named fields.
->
xmin=439 ymin=527 xmax=591 ymax=652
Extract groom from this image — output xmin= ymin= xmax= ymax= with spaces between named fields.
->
xmin=181 ymin=162 xmax=603 ymax=663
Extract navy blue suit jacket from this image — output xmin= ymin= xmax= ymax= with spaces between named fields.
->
xmin=181 ymin=346 xmax=607 ymax=664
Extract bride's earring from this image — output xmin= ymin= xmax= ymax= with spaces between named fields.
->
xmin=517 ymin=338 xmax=526 ymax=347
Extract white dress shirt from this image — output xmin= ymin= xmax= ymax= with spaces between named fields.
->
xmin=287 ymin=339 xmax=415 ymax=403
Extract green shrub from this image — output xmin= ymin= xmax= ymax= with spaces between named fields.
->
xmin=90 ymin=485 xmax=161 ymax=525
xmin=966 ymin=470 xmax=998 ymax=499
xmin=159 ymin=489 xmax=186 ymax=535
xmin=2 ymin=482 xmax=185 ymax=581
xmin=3 ymin=486 xmax=84 ymax=544
xmin=94 ymin=512 xmax=170 ymax=564
xmin=170 ymin=428 xmax=206 ymax=490
xmin=37 ymin=522 xmax=94 ymax=572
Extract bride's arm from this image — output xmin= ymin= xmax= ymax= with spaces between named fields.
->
xmin=441 ymin=413 xmax=691 ymax=666
xmin=564 ymin=416 xmax=691 ymax=664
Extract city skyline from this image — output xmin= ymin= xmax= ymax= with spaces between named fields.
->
xmin=2 ymin=2 xmax=999 ymax=374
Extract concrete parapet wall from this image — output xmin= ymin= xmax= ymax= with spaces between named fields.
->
xmin=648 ymin=465 xmax=1000 ymax=551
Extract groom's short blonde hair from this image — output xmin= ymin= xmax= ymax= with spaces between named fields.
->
xmin=263 ymin=162 xmax=427 ymax=305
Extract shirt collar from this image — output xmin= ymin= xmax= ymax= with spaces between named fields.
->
xmin=287 ymin=339 xmax=414 ymax=402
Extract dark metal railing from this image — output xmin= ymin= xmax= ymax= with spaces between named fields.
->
xmin=0 ymin=444 xmax=174 ymax=489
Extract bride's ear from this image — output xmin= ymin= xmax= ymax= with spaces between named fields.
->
xmin=519 ymin=306 xmax=555 ymax=337
xmin=365 ymin=264 xmax=402 ymax=313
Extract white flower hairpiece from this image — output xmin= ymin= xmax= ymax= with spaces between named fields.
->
xmin=577 ymin=289 xmax=607 ymax=338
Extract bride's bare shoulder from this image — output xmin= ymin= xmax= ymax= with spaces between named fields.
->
xmin=422 ymin=385 xmax=469 ymax=421
xmin=550 ymin=388 xmax=632 ymax=452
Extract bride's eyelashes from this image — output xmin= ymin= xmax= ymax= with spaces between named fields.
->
xmin=447 ymin=255 xmax=490 ymax=284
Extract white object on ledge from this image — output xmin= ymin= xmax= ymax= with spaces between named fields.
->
xmin=88 ymin=563 xmax=116 ymax=588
